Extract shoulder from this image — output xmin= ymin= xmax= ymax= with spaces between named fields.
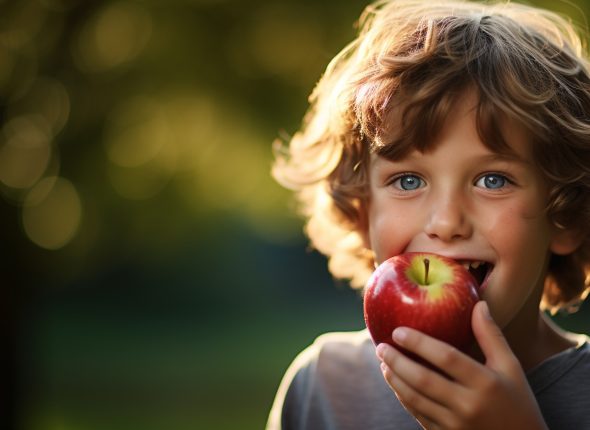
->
xmin=566 ymin=335 xmax=590 ymax=372
xmin=312 ymin=329 xmax=375 ymax=366
xmin=529 ymin=334 xmax=590 ymax=429
xmin=266 ymin=330 xmax=385 ymax=429
xmin=277 ymin=329 xmax=376 ymax=396
xmin=277 ymin=329 xmax=375 ymax=383
xmin=529 ymin=334 xmax=590 ymax=390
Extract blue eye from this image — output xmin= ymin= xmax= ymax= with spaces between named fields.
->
xmin=476 ymin=174 xmax=508 ymax=189
xmin=392 ymin=174 xmax=424 ymax=191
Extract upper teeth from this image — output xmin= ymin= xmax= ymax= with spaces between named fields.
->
xmin=463 ymin=261 xmax=483 ymax=270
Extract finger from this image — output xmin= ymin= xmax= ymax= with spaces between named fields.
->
xmin=471 ymin=301 xmax=519 ymax=373
xmin=412 ymin=411 xmax=440 ymax=430
xmin=380 ymin=359 xmax=450 ymax=428
xmin=378 ymin=342 xmax=458 ymax=408
xmin=415 ymin=415 xmax=441 ymax=430
xmin=391 ymin=326 xmax=482 ymax=384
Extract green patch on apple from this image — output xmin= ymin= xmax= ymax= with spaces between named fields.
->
xmin=406 ymin=256 xmax=454 ymax=301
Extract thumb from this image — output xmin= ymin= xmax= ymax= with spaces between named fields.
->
xmin=472 ymin=300 xmax=516 ymax=371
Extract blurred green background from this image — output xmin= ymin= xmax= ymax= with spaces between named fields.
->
xmin=2 ymin=0 xmax=589 ymax=429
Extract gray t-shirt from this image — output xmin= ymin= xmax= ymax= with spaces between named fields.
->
xmin=267 ymin=330 xmax=590 ymax=430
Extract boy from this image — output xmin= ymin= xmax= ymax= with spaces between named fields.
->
xmin=267 ymin=0 xmax=590 ymax=429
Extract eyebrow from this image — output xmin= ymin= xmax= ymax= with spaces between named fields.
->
xmin=390 ymin=149 xmax=531 ymax=166
xmin=476 ymin=151 xmax=532 ymax=166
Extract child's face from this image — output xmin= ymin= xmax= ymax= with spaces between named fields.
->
xmin=363 ymin=91 xmax=570 ymax=329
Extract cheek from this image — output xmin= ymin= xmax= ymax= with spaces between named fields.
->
xmin=482 ymin=199 xmax=551 ymax=248
xmin=368 ymin=204 xmax=419 ymax=262
xmin=478 ymin=193 xmax=550 ymax=242
xmin=483 ymin=203 xmax=552 ymax=295
xmin=481 ymin=206 xmax=551 ymax=326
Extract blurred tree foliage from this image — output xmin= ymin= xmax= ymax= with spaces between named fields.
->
xmin=1 ymin=0 xmax=368 ymax=275
xmin=2 ymin=1 xmax=369 ymax=429
xmin=2 ymin=0 xmax=590 ymax=429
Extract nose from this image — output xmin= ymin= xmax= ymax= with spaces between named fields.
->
xmin=424 ymin=195 xmax=473 ymax=242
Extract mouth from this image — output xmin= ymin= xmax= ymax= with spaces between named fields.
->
xmin=459 ymin=260 xmax=493 ymax=292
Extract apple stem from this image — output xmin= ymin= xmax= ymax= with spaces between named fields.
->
xmin=424 ymin=258 xmax=430 ymax=284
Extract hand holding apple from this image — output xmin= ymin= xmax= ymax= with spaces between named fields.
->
xmin=375 ymin=302 xmax=549 ymax=430
xmin=364 ymin=252 xmax=480 ymax=353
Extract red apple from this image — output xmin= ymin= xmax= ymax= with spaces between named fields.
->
xmin=364 ymin=252 xmax=480 ymax=355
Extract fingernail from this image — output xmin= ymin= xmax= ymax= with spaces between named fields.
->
xmin=380 ymin=362 xmax=388 ymax=374
xmin=376 ymin=343 xmax=386 ymax=359
xmin=393 ymin=327 xmax=408 ymax=343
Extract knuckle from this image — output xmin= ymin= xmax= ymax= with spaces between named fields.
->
xmin=438 ymin=345 xmax=458 ymax=367
xmin=446 ymin=419 xmax=463 ymax=430
xmin=506 ymin=357 xmax=524 ymax=376
xmin=402 ymin=387 xmax=421 ymax=408
xmin=439 ymin=411 xmax=462 ymax=430
xmin=414 ymin=370 xmax=431 ymax=388
xmin=457 ymin=396 xmax=483 ymax=421
xmin=481 ymin=375 xmax=502 ymax=395
xmin=404 ymin=389 xmax=419 ymax=405
xmin=467 ymin=402 xmax=484 ymax=419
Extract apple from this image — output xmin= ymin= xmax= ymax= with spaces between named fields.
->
xmin=364 ymin=252 xmax=480 ymax=356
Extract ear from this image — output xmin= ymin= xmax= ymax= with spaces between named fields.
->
xmin=550 ymin=226 xmax=584 ymax=256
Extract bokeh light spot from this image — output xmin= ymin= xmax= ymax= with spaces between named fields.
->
xmin=0 ymin=116 xmax=52 ymax=189
xmin=246 ymin=4 xmax=324 ymax=79
xmin=22 ymin=177 xmax=82 ymax=250
xmin=0 ymin=0 xmax=46 ymax=49
xmin=8 ymin=77 xmax=71 ymax=135
xmin=107 ymin=151 xmax=176 ymax=201
xmin=104 ymin=96 xmax=170 ymax=168
xmin=163 ymin=96 xmax=217 ymax=172
xmin=73 ymin=1 xmax=152 ymax=72
xmin=0 ymin=44 xmax=16 ymax=92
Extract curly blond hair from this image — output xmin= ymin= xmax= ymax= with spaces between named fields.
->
xmin=273 ymin=0 xmax=590 ymax=312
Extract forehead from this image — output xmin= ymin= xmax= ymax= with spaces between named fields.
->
xmin=434 ymin=90 xmax=532 ymax=159
xmin=372 ymin=87 xmax=534 ymax=162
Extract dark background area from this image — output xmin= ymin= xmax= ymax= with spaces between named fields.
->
xmin=2 ymin=0 xmax=589 ymax=429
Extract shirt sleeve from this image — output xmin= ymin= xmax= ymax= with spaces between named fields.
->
xmin=266 ymin=342 xmax=319 ymax=430
xmin=265 ymin=330 xmax=415 ymax=430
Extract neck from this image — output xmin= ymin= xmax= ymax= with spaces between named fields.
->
xmin=502 ymin=295 xmax=576 ymax=371
xmin=467 ymin=285 xmax=578 ymax=371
